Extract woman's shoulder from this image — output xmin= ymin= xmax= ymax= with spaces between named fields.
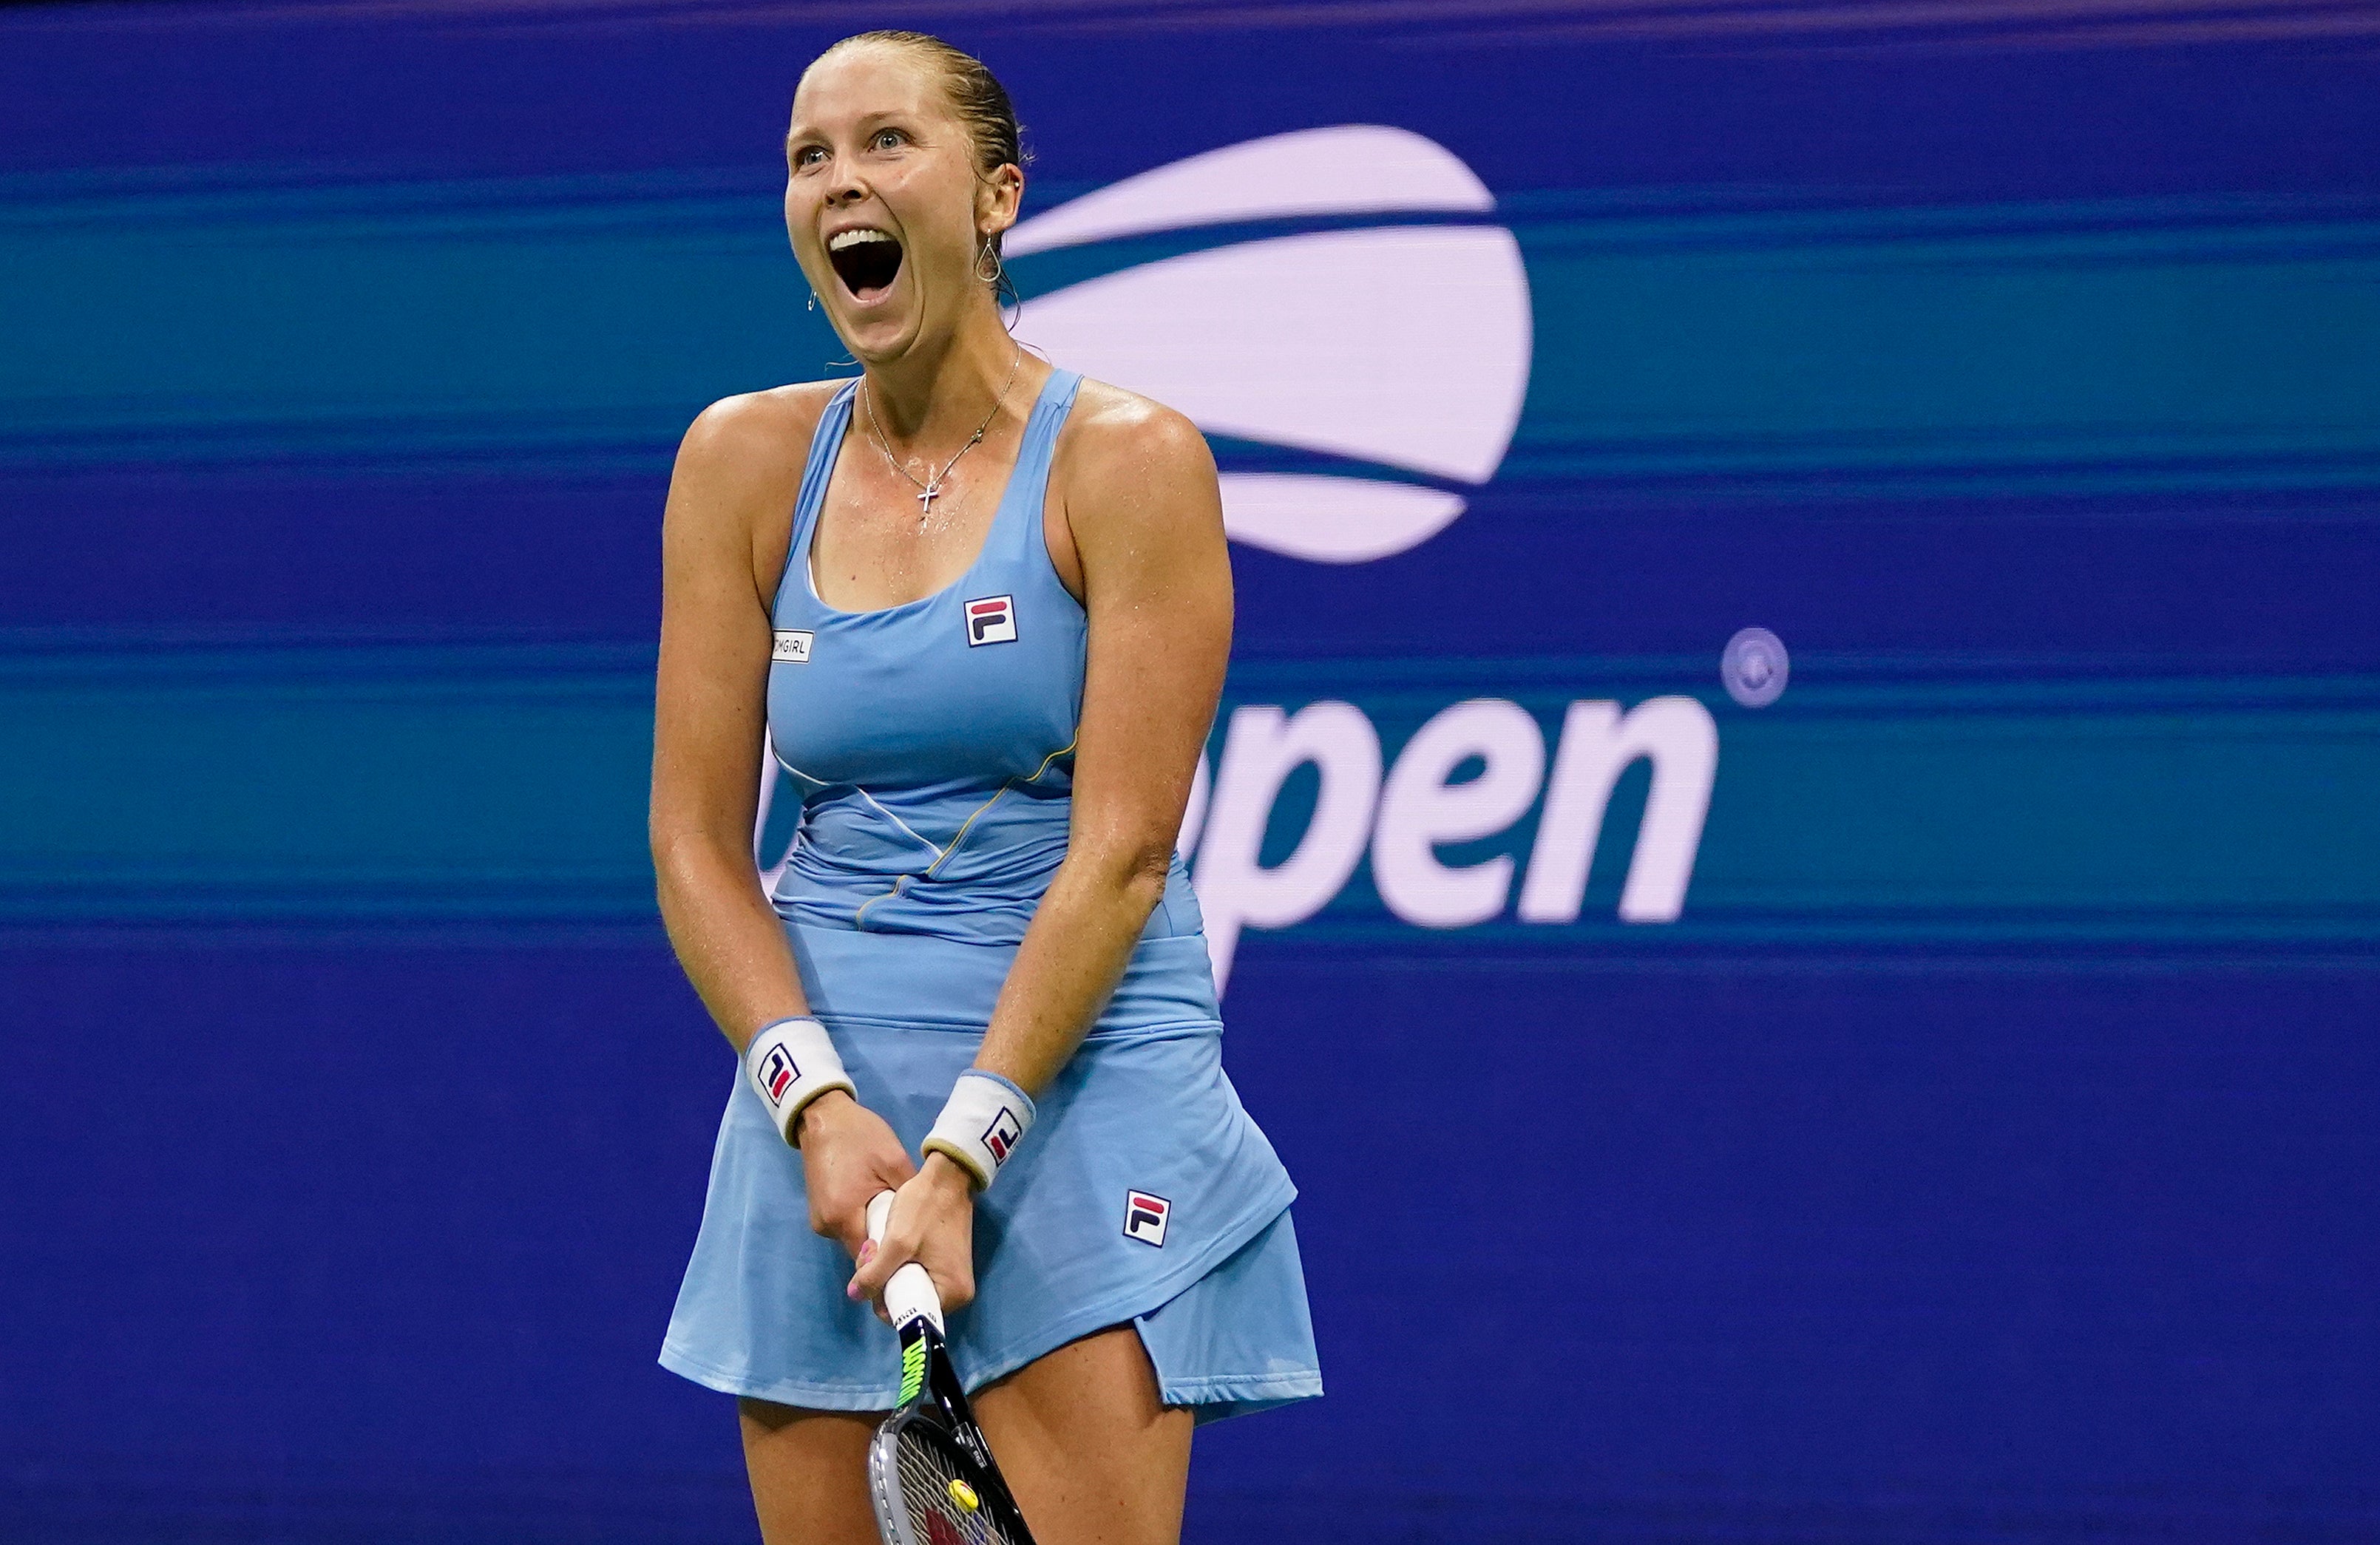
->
xmin=1060 ymin=376 xmax=1211 ymax=455
xmin=1048 ymin=376 xmax=1224 ymax=574
xmin=677 ymin=379 xmax=847 ymax=474
xmin=662 ymin=382 xmax=850 ymax=570
xmin=1051 ymin=375 xmax=1217 ymax=517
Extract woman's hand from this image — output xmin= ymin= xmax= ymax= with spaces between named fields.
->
xmin=794 ymin=1091 xmax=917 ymax=1257
xmin=847 ymin=1152 xmax=977 ymax=1321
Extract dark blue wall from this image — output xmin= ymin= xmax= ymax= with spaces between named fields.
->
xmin=3 ymin=2 xmax=2376 ymax=1540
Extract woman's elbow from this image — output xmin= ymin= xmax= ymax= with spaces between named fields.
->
xmin=650 ymin=819 xmax=737 ymax=898
xmin=1075 ymin=835 xmax=1177 ymax=917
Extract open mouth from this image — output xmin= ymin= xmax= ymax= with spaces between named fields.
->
xmin=828 ymin=228 xmax=903 ymax=302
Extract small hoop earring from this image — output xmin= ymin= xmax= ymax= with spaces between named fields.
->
xmin=807 ymin=288 xmax=818 ymax=312
xmin=974 ymin=240 xmax=1003 ymax=286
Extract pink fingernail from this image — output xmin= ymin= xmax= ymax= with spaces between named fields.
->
xmin=858 ymin=1241 xmax=876 ymax=1265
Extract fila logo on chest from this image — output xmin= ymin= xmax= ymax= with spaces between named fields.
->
xmin=966 ymin=595 xmax=1017 ymax=646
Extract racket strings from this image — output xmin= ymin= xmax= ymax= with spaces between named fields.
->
xmin=897 ymin=1429 xmax=1020 ymax=1545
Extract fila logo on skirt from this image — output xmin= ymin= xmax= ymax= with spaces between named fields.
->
xmin=1123 ymin=1190 xmax=1170 ymax=1248
xmin=966 ymin=594 xmax=1017 ymax=645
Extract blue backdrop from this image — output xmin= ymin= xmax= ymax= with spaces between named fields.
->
xmin=4 ymin=1 xmax=2378 ymax=1541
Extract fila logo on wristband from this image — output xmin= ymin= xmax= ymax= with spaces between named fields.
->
xmin=742 ymin=1017 xmax=855 ymax=1147
xmin=924 ymin=1071 xmax=1035 ymax=1189
xmin=757 ymin=1046 xmax=797 ymax=1107
xmin=983 ymin=1109 xmax=1021 ymax=1166
xmin=1124 ymin=1191 xmax=1170 ymax=1248
xmin=966 ymin=595 xmax=1017 ymax=646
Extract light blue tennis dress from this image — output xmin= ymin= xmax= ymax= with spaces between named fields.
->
xmin=660 ymin=367 xmax=1321 ymax=1422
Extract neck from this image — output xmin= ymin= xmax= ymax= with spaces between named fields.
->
xmin=861 ymin=305 xmax=1025 ymax=444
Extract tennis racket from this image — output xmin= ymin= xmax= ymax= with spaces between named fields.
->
xmin=864 ymin=1189 xmax=1037 ymax=1545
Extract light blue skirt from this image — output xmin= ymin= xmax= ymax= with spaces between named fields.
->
xmin=659 ymin=924 xmax=1322 ymax=1423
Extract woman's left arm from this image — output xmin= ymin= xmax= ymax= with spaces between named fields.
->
xmin=978 ymin=399 xmax=1230 ymax=1093
xmin=847 ymin=396 xmax=1228 ymax=1311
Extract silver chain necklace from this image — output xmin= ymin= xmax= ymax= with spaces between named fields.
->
xmin=861 ymin=350 xmax=1025 ymax=529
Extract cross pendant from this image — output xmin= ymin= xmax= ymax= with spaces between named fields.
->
xmin=915 ymin=481 xmax=940 ymax=521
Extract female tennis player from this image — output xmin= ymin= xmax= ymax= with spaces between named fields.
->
xmin=649 ymin=30 xmax=1320 ymax=1545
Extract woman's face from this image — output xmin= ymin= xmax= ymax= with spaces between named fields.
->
xmin=784 ymin=45 xmax=1015 ymax=364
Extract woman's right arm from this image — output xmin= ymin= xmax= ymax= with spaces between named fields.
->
xmin=650 ymin=393 xmax=914 ymax=1254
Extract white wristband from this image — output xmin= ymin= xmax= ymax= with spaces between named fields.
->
xmin=742 ymin=1016 xmax=855 ymax=1147
xmin=921 ymin=1070 xmax=1036 ymax=1190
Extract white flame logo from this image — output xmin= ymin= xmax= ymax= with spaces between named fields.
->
xmin=1007 ymin=126 xmax=1533 ymax=564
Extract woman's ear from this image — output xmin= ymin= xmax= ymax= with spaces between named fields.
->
xmin=977 ymin=163 xmax=1024 ymax=239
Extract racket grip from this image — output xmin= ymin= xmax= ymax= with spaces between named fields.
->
xmin=864 ymin=1189 xmax=947 ymax=1335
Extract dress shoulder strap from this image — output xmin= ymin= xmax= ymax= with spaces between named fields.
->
xmin=773 ymin=378 xmax=861 ymax=622
xmin=991 ymin=368 xmax=1083 ymax=563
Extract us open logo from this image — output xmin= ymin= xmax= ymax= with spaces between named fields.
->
xmin=1123 ymin=1190 xmax=1170 ymax=1248
xmin=756 ymin=1045 xmax=798 ymax=1107
xmin=1008 ymin=126 xmax=1531 ymax=565
xmin=966 ymin=595 xmax=1017 ymax=646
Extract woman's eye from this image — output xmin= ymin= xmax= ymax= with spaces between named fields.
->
xmin=791 ymin=145 xmax=825 ymax=169
xmin=872 ymin=129 xmax=904 ymax=151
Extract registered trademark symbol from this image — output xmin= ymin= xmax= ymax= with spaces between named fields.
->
xmin=1722 ymin=627 xmax=1789 ymax=708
